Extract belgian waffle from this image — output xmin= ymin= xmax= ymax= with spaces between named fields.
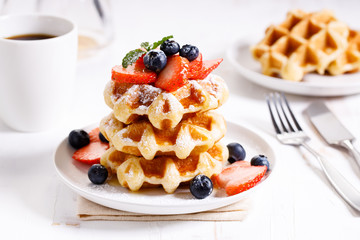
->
xmin=100 ymin=142 xmax=228 ymax=193
xmin=251 ymin=9 xmax=349 ymax=81
xmin=100 ymin=110 xmax=226 ymax=160
xmin=327 ymin=30 xmax=360 ymax=75
xmin=103 ymin=74 xmax=229 ymax=130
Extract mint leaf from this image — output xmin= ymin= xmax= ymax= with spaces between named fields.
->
xmin=140 ymin=42 xmax=151 ymax=51
xmin=150 ymin=35 xmax=174 ymax=50
xmin=121 ymin=35 xmax=175 ymax=68
xmin=122 ymin=49 xmax=146 ymax=68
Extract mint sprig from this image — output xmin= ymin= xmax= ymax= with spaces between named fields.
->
xmin=150 ymin=35 xmax=173 ymax=50
xmin=140 ymin=42 xmax=151 ymax=51
xmin=122 ymin=49 xmax=146 ymax=68
xmin=122 ymin=35 xmax=174 ymax=68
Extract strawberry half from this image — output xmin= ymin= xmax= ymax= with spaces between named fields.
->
xmin=111 ymin=63 xmax=157 ymax=84
xmin=188 ymin=58 xmax=223 ymax=80
xmin=72 ymin=128 xmax=109 ymax=165
xmin=213 ymin=161 xmax=267 ymax=196
xmin=155 ymin=55 xmax=189 ymax=92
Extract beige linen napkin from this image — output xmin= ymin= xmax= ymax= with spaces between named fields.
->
xmin=77 ymin=196 xmax=251 ymax=221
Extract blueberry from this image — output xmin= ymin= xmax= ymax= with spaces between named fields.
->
xmin=143 ymin=49 xmax=167 ymax=72
xmin=179 ymin=44 xmax=199 ymax=61
xmin=99 ymin=131 xmax=109 ymax=143
xmin=68 ymin=129 xmax=90 ymax=149
xmin=160 ymin=40 xmax=180 ymax=56
xmin=227 ymin=142 xmax=246 ymax=164
xmin=250 ymin=154 xmax=270 ymax=172
xmin=88 ymin=164 xmax=108 ymax=184
xmin=189 ymin=174 xmax=213 ymax=199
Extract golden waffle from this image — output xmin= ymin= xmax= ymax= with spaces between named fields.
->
xmin=100 ymin=110 xmax=226 ymax=160
xmin=327 ymin=30 xmax=360 ymax=75
xmin=100 ymin=142 xmax=228 ymax=193
xmin=251 ymin=9 xmax=349 ymax=81
xmin=103 ymin=74 xmax=229 ymax=130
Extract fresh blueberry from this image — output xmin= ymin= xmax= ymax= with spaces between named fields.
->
xmin=99 ymin=131 xmax=109 ymax=143
xmin=179 ymin=44 xmax=199 ymax=61
xmin=251 ymin=154 xmax=270 ymax=172
xmin=143 ymin=49 xmax=167 ymax=72
xmin=160 ymin=40 xmax=180 ymax=56
xmin=227 ymin=142 xmax=246 ymax=164
xmin=88 ymin=164 xmax=108 ymax=184
xmin=189 ymin=174 xmax=213 ymax=199
xmin=68 ymin=129 xmax=90 ymax=149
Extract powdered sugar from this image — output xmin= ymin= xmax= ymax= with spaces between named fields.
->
xmin=123 ymin=84 xmax=162 ymax=106
xmin=154 ymin=92 xmax=179 ymax=115
xmin=188 ymin=80 xmax=206 ymax=103
xmin=138 ymin=85 xmax=162 ymax=105
xmin=200 ymin=74 xmax=221 ymax=97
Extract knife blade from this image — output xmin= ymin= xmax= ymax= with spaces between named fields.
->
xmin=306 ymin=101 xmax=360 ymax=170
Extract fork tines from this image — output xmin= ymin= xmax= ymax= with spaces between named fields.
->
xmin=266 ymin=92 xmax=303 ymax=134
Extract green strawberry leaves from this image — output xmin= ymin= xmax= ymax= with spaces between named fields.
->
xmin=122 ymin=35 xmax=174 ymax=68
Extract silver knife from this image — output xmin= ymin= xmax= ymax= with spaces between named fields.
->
xmin=306 ymin=101 xmax=360 ymax=170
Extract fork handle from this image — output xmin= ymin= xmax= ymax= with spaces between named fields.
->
xmin=302 ymin=142 xmax=360 ymax=212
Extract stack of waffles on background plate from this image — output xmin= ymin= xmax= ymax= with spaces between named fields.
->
xmin=99 ymin=74 xmax=229 ymax=193
xmin=251 ymin=9 xmax=360 ymax=81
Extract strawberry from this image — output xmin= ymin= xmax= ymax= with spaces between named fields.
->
xmin=134 ymin=54 xmax=146 ymax=70
xmin=111 ymin=64 xmax=157 ymax=84
xmin=88 ymin=128 xmax=101 ymax=142
xmin=213 ymin=161 xmax=267 ymax=196
xmin=72 ymin=128 xmax=109 ymax=165
xmin=155 ymin=55 xmax=189 ymax=92
xmin=188 ymin=58 xmax=223 ymax=80
xmin=188 ymin=53 xmax=203 ymax=74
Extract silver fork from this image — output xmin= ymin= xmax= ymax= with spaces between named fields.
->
xmin=267 ymin=92 xmax=360 ymax=212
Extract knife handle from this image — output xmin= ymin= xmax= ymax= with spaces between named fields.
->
xmin=340 ymin=139 xmax=360 ymax=170
xmin=302 ymin=141 xmax=360 ymax=212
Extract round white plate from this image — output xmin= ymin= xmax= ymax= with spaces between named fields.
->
xmin=227 ymin=36 xmax=360 ymax=96
xmin=54 ymin=121 xmax=275 ymax=215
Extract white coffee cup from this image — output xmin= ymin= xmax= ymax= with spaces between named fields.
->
xmin=0 ymin=14 xmax=77 ymax=132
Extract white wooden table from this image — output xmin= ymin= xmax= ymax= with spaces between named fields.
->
xmin=1 ymin=0 xmax=360 ymax=239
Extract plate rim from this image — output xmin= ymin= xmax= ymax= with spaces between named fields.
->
xmin=226 ymin=36 xmax=360 ymax=96
xmin=53 ymin=120 xmax=276 ymax=215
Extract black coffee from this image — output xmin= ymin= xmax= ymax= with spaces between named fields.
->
xmin=6 ymin=33 xmax=56 ymax=40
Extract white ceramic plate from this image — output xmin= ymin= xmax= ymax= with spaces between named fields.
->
xmin=54 ymin=121 xmax=275 ymax=215
xmin=227 ymin=36 xmax=360 ymax=96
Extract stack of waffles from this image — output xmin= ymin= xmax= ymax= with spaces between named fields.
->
xmin=99 ymin=74 xmax=229 ymax=193
xmin=251 ymin=9 xmax=360 ymax=81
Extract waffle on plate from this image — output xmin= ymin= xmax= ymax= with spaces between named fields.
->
xmin=100 ymin=142 xmax=228 ymax=193
xmin=251 ymin=9 xmax=353 ymax=81
xmin=103 ymin=74 xmax=228 ymax=129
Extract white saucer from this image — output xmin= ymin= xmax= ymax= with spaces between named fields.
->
xmin=54 ymin=121 xmax=275 ymax=215
xmin=227 ymin=36 xmax=360 ymax=97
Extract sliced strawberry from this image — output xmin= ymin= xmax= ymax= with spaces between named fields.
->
xmin=213 ymin=161 xmax=267 ymax=196
xmin=188 ymin=53 xmax=203 ymax=74
xmin=111 ymin=64 xmax=157 ymax=84
xmin=134 ymin=54 xmax=146 ymax=70
xmin=188 ymin=58 xmax=223 ymax=80
xmin=155 ymin=55 xmax=189 ymax=92
xmin=72 ymin=128 xmax=109 ymax=165
xmin=72 ymin=142 xmax=108 ymax=165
